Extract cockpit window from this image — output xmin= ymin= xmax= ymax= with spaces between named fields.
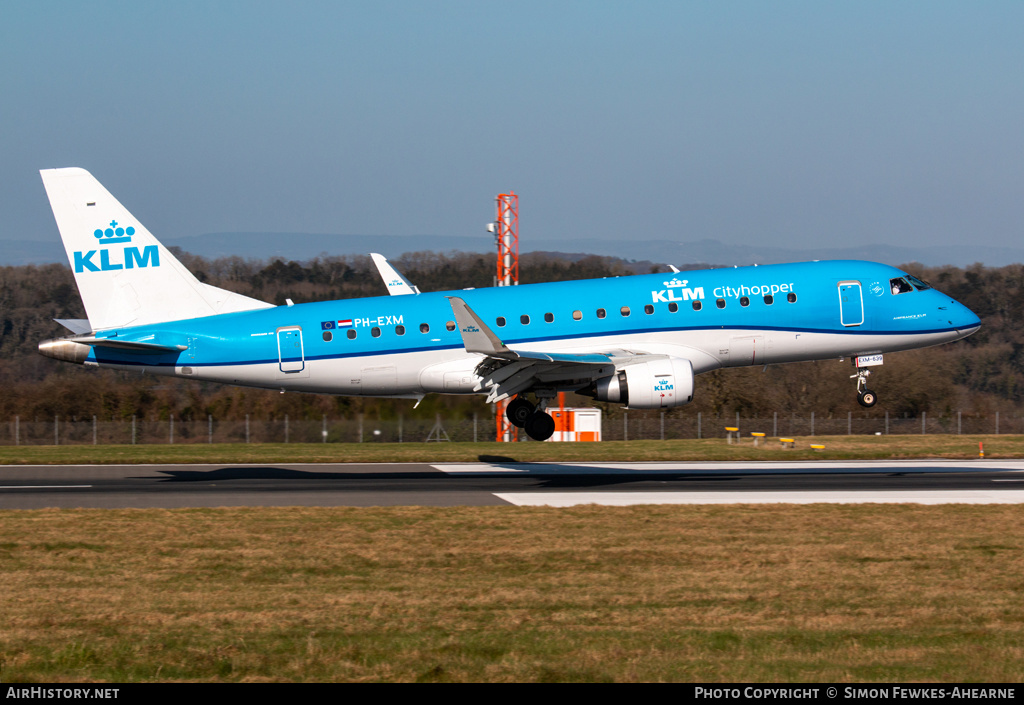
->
xmin=905 ymin=274 xmax=931 ymax=291
xmin=890 ymin=277 xmax=914 ymax=295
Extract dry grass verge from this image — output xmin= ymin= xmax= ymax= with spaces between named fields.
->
xmin=2 ymin=504 xmax=1023 ymax=682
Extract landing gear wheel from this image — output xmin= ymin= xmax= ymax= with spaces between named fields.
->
xmin=506 ymin=397 xmax=535 ymax=428
xmin=858 ymin=389 xmax=878 ymax=408
xmin=851 ymin=366 xmax=877 ymax=408
xmin=524 ymin=411 xmax=556 ymax=441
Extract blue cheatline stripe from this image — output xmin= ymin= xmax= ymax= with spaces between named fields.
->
xmin=90 ymin=322 xmax=964 ymax=369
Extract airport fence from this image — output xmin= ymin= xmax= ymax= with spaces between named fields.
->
xmin=1 ymin=411 xmax=1021 ymax=446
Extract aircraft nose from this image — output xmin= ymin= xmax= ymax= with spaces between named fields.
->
xmin=949 ymin=301 xmax=981 ymax=336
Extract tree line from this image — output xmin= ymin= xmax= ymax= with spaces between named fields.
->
xmin=0 ymin=250 xmax=1020 ymax=424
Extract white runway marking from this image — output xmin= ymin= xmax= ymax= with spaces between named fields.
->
xmin=496 ymin=490 xmax=1024 ymax=507
xmin=0 ymin=485 xmax=92 ymax=489
xmin=434 ymin=460 xmax=1024 ymax=475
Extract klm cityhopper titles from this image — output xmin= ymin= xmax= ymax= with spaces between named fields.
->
xmin=37 ymin=168 xmax=981 ymax=441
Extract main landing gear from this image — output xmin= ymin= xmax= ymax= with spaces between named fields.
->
xmin=851 ymin=367 xmax=878 ymax=408
xmin=505 ymin=396 xmax=556 ymax=441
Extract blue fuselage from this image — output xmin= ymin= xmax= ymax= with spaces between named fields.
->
xmin=65 ymin=260 xmax=980 ymax=397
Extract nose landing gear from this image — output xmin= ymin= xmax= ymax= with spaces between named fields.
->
xmin=851 ymin=367 xmax=878 ymax=408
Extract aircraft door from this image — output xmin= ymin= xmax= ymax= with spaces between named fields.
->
xmin=277 ymin=327 xmax=305 ymax=373
xmin=838 ymin=281 xmax=864 ymax=327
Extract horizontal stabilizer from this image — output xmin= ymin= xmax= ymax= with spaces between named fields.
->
xmin=38 ymin=335 xmax=185 ymax=363
xmin=54 ymin=319 xmax=92 ymax=335
xmin=70 ymin=336 xmax=186 ymax=353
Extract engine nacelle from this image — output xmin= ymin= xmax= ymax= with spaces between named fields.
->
xmin=584 ymin=357 xmax=694 ymax=409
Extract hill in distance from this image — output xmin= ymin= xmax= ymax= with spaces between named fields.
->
xmin=3 ymin=231 xmax=1023 ymax=268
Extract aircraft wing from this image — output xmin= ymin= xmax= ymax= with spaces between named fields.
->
xmin=447 ymin=296 xmax=618 ymax=402
xmin=370 ymin=253 xmax=420 ymax=295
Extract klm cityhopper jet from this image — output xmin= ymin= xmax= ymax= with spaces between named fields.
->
xmin=38 ymin=168 xmax=981 ymax=441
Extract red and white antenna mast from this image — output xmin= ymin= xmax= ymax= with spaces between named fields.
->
xmin=493 ymin=193 xmax=519 ymax=442
xmin=495 ymin=192 xmax=519 ymax=288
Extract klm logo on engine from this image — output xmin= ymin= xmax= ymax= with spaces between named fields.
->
xmin=651 ymin=278 xmax=704 ymax=303
xmin=73 ymin=220 xmax=160 ymax=273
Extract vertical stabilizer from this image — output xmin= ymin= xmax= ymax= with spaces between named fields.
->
xmin=40 ymin=167 xmax=271 ymax=331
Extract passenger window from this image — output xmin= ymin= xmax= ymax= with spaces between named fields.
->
xmin=496 ymin=317 xmax=506 ymax=327
xmin=764 ymin=294 xmax=774 ymax=305
xmin=445 ymin=321 xmax=456 ymax=332
xmin=520 ymin=314 xmax=530 ymax=325
xmin=716 ymin=299 xmax=726 ymax=309
xmin=890 ymin=277 xmax=913 ymax=294
xmin=347 ymin=329 xmax=357 ymax=340
xmin=692 ymin=301 xmax=702 ymax=311
xmin=371 ymin=327 xmax=381 ymax=338
xmin=644 ymin=304 xmax=654 ymax=314
xmin=620 ymin=306 xmax=631 ymax=317
xmin=419 ymin=323 xmax=429 ymax=334
xmin=596 ymin=308 xmax=607 ymax=319
xmin=668 ymin=302 xmax=678 ymax=313
xmin=740 ymin=297 xmax=749 ymax=307
xmin=322 ymin=331 xmax=333 ymax=342
xmin=787 ymin=292 xmax=797 ymax=303
xmin=572 ymin=310 xmax=582 ymax=321
xmin=544 ymin=312 xmax=554 ymax=323
xmin=395 ymin=325 xmax=405 ymax=336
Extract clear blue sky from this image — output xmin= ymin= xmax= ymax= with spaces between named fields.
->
xmin=2 ymin=1 xmax=1022 ymax=252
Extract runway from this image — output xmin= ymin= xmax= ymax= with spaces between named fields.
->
xmin=2 ymin=459 xmax=1024 ymax=509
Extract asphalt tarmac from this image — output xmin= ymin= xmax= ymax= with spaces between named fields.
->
xmin=2 ymin=459 xmax=1024 ymax=509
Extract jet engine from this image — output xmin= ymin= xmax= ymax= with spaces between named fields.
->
xmin=581 ymin=357 xmax=694 ymax=408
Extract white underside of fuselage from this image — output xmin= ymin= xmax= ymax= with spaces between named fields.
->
xmin=86 ymin=326 xmax=967 ymax=398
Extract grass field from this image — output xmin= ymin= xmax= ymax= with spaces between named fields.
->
xmin=0 ymin=433 xmax=1018 ymax=465
xmin=2 ymin=436 xmax=1023 ymax=682
xmin=2 ymin=504 xmax=1023 ymax=682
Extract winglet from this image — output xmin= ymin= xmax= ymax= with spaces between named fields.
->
xmin=446 ymin=296 xmax=517 ymax=358
xmin=370 ymin=253 xmax=420 ymax=295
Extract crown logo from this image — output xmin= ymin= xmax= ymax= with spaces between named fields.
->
xmin=93 ymin=220 xmax=135 ymax=245
xmin=664 ymin=278 xmax=688 ymax=287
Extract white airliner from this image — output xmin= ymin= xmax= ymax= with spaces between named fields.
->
xmin=38 ymin=168 xmax=981 ymax=440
